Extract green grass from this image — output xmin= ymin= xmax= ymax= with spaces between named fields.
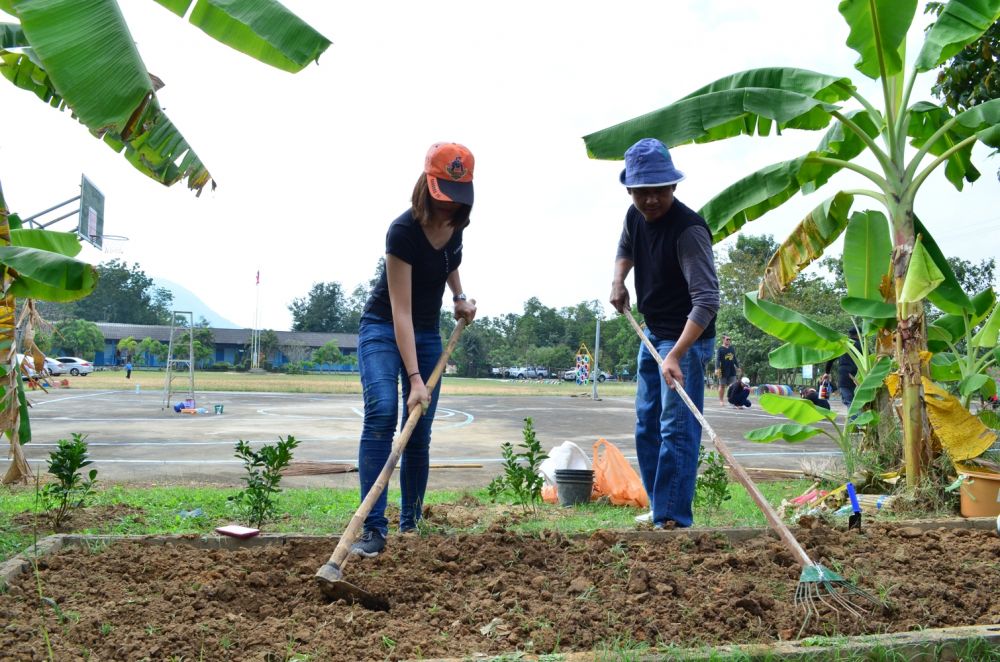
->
xmin=78 ymin=370 xmax=644 ymax=397
xmin=0 ymin=480 xmax=814 ymax=563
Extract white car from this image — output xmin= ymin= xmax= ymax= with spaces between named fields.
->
xmin=15 ymin=354 xmax=66 ymax=377
xmin=562 ymin=367 xmax=609 ymax=382
xmin=55 ymin=356 xmax=94 ymax=376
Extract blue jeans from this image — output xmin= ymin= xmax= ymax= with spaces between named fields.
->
xmin=634 ymin=330 xmax=715 ymax=527
xmin=357 ymin=316 xmax=442 ymax=536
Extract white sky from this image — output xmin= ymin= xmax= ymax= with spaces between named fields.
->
xmin=2 ymin=1 xmax=997 ymax=330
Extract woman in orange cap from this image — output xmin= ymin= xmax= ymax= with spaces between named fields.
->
xmin=351 ymin=143 xmax=477 ymax=558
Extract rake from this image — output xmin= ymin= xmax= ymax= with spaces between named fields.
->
xmin=622 ymin=310 xmax=880 ymax=631
xmin=314 ymin=316 xmax=469 ymax=610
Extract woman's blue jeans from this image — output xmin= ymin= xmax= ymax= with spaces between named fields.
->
xmin=634 ymin=330 xmax=715 ymax=527
xmin=357 ymin=317 xmax=442 ymax=536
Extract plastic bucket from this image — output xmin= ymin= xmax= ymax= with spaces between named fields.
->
xmin=214 ymin=404 xmax=224 ymax=415
xmin=959 ymin=469 xmax=1000 ymax=518
xmin=555 ymin=470 xmax=594 ymax=507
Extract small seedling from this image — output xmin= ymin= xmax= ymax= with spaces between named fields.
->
xmin=228 ymin=435 xmax=300 ymax=528
xmin=694 ymin=447 xmax=731 ymax=514
xmin=100 ymin=623 xmax=113 ymax=636
xmin=42 ymin=433 xmax=98 ymax=528
xmin=487 ymin=417 xmax=548 ymax=512
xmin=380 ymin=635 xmax=397 ymax=652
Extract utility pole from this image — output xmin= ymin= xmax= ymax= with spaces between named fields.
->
xmin=592 ymin=305 xmax=602 ymax=401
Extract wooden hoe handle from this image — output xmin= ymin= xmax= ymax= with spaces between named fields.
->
xmin=622 ymin=310 xmax=813 ymax=569
xmin=324 ymin=316 xmax=470 ymax=570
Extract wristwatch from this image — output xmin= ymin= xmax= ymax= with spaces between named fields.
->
xmin=453 ymin=293 xmax=467 ymax=302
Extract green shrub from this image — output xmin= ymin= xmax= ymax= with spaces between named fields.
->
xmin=694 ymin=447 xmax=731 ymax=513
xmin=42 ymin=433 xmax=98 ymax=528
xmin=229 ymin=435 xmax=300 ymax=528
xmin=487 ymin=417 xmax=548 ymax=512
xmin=208 ymin=361 xmax=233 ymax=371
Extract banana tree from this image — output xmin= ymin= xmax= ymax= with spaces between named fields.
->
xmin=584 ymin=0 xmax=1000 ymax=488
xmin=1 ymin=0 xmax=330 ymax=193
xmin=928 ymin=287 xmax=999 ymax=408
xmin=0 ymin=0 xmax=330 ymax=482
xmin=747 ymin=358 xmax=892 ymax=481
xmin=0 ymin=185 xmax=98 ymax=483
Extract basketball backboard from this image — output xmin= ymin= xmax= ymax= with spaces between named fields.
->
xmin=78 ymin=175 xmax=104 ymax=249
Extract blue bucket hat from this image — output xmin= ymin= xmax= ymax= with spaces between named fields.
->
xmin=620 ymin=138 xmax=685 ymax=187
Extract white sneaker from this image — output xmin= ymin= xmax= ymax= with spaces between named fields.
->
xmin=634 ymin=511 xmax=653 ymax=523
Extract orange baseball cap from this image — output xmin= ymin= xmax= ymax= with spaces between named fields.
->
xmin=425 ymin=142 xmax=474 ymax=206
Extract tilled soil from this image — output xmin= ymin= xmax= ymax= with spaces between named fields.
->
xmin=2 ymin=520 xmax=999 ymax=661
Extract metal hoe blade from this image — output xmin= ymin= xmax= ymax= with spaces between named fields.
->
xmin=794 ymin=564 xmax=881 ymax=636
xmin=315 ymin=562 xmax=389 ymax=612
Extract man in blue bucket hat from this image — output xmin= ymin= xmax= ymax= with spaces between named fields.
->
xmin=609 ymin=138 xmax=719 ymax=529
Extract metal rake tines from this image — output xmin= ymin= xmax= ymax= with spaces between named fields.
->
xmin=794 ymin=564 xmax=882 ymax=620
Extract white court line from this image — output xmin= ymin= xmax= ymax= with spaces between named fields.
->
xmin=31 ymin=390 xmax=119 ymax=405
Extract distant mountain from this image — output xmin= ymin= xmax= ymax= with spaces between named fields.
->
xmin=152 ymin=277 xmax=241 ymax=329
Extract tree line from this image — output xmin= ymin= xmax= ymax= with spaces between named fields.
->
xmin=33 ymin=250 xmax=994 ymax=381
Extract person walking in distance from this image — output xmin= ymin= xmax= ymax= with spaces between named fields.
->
xmin=125 ymin=360 xmax=133 ymax=380
xmin=351 ymin=142 xmax=477 ymax=558
xmin=715 ymin=335 xmax=740 ymax=405
xmin=609 ymin=138 xmax=720 ymax=529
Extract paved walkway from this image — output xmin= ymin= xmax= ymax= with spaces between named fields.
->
xmin=2 ymin=388 xmax=846 ymax=489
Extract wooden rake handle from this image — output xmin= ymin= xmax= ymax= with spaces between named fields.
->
xmin=622 ymin=310 xmax=813 ymax=569
xmin=325 ymin=315 xmax=471 ymax=570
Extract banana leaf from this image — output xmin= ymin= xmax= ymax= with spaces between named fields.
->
xmin=583 ymin=88 xmax=839 ymax=159
xmin=846 ymin=356 xmax=892 ymax=419
xmin=929 ymin=353 xmax=962 ymax=381
xmin=758 ymin=192 xmax=854 ymax=295
xmin=849 ymin=410 xmax=878 ymax=428
xmin=843 ymin=210 xmax=891 ymax=299
xmin=768 ymin=342 xmax=844 ymax=369
xmin=679 ymin=67 xmax=856 ymax=103
xmin=915 ymin=0 xmax=1000 ymax=72
xmin=16 ymin=0 xmax=152 ymax=132
xmin=744 ymin=292 xmax=847 ymax=351
xmin=839 ymin=0 xmax=917 ymax=79
xmin=759 ymin=393 xmax=837 ymax=425
xmin=972 ymin=300 xmax=1000 ymax=347
xmin=840 ymin=296 xmax=895 ymax=319
xmin=908 ymin=102 xmax=981 ymax=189
xmin=0 ymin=21 xmax=25 ymax=46
xmin=0 ymin=246 xmax=97 ymax=297
xmin=915 ymin=217 xmax=972 ymax=313
xmin=8 ymin=229 xmax=82 ymax=256
xmin=960 ymin=375 xmax=991 ymax=398
xmin=745 ymin=423 xmax=824 ymax=443
xmin=699 ymin=110 xmax=879 ymax=242
xmin=153 ymin=0 xmax=331 ymax=73
xmin=952 ymin=97 xmax=1000 ymax=148
xmin=899 ymin=235 xmax=944 ymax=304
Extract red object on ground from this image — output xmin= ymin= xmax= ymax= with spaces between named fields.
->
xmin=215 ymin=525 xmax=260 ymax=539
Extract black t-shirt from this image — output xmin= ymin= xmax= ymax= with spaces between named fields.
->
xmin=364 ymin=210 xmax=463 ymax=330
xmin=717 ymin=345 xmax=739 ymax=377
xmin=617 ymin=201 xmax=717 ymax=341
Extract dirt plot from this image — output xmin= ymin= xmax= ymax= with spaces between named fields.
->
xmin=3 ymin=517 xmax=1000 ymax=661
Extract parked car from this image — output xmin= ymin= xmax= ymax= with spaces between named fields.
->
xmin=562 ymin=367 xmax=609 ymax=382
xmin=507 ymin=366 xmax=549 ymax=379
xmin=55 ymin=356 xmax=94 ymax=376
xmin=15 ymin=353 xmax=65 ymax=377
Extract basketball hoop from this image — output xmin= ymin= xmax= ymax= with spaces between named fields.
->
xmin=98 ymin=234 xmax=129 ymax=255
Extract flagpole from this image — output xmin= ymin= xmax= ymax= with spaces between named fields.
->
xmin=252 ymin=270 xmax=260 ymax=369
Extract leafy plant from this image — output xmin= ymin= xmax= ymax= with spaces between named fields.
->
xmin=583 ymin=0 xmax=1000 ymax=490
xmin=694 ymin=447 xmax=732 ymax=513
xmin=487 ymin=417 xmax=549 ymax=512
xmin=41 ymin=433 xmax=97 ymax=528
xmin=228 ymin=435 xmax=300 ymax=528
